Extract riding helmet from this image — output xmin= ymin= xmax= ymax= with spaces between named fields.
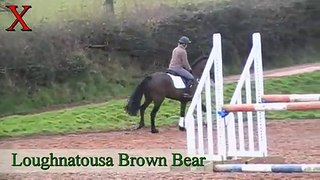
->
xmin=178 ymin=36 xmax=191 ymax=44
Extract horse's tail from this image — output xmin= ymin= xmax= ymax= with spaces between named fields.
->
xmin=125 ymin=76 xmax=151 ymax=116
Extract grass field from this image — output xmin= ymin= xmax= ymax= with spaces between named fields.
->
xmin=1 ymin=71 xmax=320 ymax=138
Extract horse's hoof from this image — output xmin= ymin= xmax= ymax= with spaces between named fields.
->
xmin=179 ymin=126 xmax=186 ymax=131
xmin=137 ymin=124 xmax=144 ymax=129
xmin=151 ymin=129 xmax=159 ymax=133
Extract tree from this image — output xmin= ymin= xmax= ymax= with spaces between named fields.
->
xmin=104 ymin=0 xmax=115 ymax=15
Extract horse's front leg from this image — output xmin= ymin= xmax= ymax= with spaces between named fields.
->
xmin=179 ymin=101 xmax=187 ymax=131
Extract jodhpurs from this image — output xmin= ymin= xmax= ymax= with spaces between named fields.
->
xmin=169 ymin=67 xmax=194 ymax=87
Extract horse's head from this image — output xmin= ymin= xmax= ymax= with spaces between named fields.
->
xmin=191 ymin=55 xmax=215 ymax=82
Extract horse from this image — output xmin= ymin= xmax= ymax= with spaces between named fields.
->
xmin=124 ymin=55 xmax=214 ymax=133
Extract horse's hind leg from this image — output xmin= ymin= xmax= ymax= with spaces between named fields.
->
xmin=150 ymin=98 xmax=164 ymax=133
xmin=138 ymin=94 xmax=152 ymax=129
xmin=201 ymin=103 xmax=207 ymax=112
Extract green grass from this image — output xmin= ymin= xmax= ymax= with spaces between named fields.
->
xmin=0 ymin=99 xmax=181 ymax=137
xmin=263 ymin=71 xmax=320 ymax=119
xmin=1 ymin=70 xmax=320 ymax=138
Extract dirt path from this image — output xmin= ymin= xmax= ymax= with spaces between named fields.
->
xmin=224 ymin=62 xmax=320 ymax=83
xmin=1 ymin=63 xmax=320 ymax=179
xmin=1 ymin=120 xmax=320 ymax=179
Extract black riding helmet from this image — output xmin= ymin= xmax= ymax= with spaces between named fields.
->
xmin=178 ymin=36 xmax=191 ymax=45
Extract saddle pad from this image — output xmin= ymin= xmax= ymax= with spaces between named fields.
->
xmin=167 ymin=73 xmax=186 ymax=89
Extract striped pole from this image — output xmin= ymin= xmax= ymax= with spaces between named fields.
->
xmin=221 ymin=101 xmax=320 ymax=112
xmin=262 ymin=94 xmax=320 ymax=102
xmin=214 ymin=164 xmax=320 ymax=173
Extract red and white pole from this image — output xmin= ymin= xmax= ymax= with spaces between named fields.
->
xmin=222 ymin=101 xmax=320 ymax=112
xmin=262 ymin=94 xmax=320 ymax=102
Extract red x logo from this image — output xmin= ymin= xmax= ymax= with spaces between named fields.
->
xmin=6 ymin=5 xmax=32 ymax=31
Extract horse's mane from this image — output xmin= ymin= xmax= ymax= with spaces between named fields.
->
xmin=191 ymin=55 xmax=209 ymax=68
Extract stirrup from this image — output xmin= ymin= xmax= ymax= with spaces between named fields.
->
xmin=188 ymin=79 xmax=195 ymax=88
xmin=182 ymin=93 xmax=192 ymax=99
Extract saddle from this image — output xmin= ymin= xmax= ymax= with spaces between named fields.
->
xmin=166 ymin=69 xmax=179 ymax=76
xmin=166 ymin=69 xmax=192 ymax=88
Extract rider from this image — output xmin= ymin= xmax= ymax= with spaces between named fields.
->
xmin=168 ymin=36 xmax=195 ymax=99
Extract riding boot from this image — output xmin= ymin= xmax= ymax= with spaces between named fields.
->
xmin=182 ymin=80 xmax=194 ymax=100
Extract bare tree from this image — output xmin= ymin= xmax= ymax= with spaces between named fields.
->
xmin=104 ymin=0 xmax=115 ymax=15
xmin=0 ymin=1 xmax=8 ymax=12
xmin=0 ymin=0 xmax=20 ymax=11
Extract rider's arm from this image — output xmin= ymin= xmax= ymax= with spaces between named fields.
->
xmin=181 ymin=50 xmax=192 ymax=71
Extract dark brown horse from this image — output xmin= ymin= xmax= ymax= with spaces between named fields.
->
xmin=124 ymin=55 xmax=214 ymax=133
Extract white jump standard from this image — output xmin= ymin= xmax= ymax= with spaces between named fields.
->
xmin=184 ymin=32 xmax=267 ymax=161
xmin=182 ymin=32 xmax=320 ymax=172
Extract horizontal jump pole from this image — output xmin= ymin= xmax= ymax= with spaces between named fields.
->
xmin=262 ymin=94 xmax=320 ymax=102
xmin=221 ymin=101 xmax=320 ymax=112
xmin=214 ymin=164 xmax=320 ymax=173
